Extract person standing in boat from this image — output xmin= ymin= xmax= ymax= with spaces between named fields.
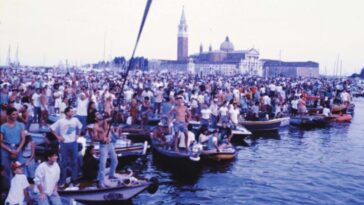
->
xmin=298 ymin=95 xmax=308 ymax=114
xmin=93 ymin=112 xmax=118 ymax=188
xmin=169 ymin=96 xmax=191 ymax=152
xmin=50 ymin=106 xmax=82 ymax=188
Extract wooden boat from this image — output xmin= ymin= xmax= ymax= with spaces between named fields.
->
xmin=135 ymin=114 xmax=161 ymax=126
xmin=201 ymin=146 xmax=236 ymax=162
xmin=59 ymin=172 xmax=158 ymax=204
xmin=240 ymin=118 xmax=282 ymax=132
xmin=330 ymin=114 xmax=352 ymax=122
xmin=119 ymin=124 xmax=156 ymax=143
xmin=151 ymin=138 xmax=201 ymax=168
xmin=92 ymin=140 xmax=149 ymax=167
xmin=290 ymin=115 xmax=330 ymax=128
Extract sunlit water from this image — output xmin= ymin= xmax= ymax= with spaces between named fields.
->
xmin=75 ymin=98 xmax=364 ymax=205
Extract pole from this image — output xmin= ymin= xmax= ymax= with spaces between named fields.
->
xmin=105 ymin=0 xmax=153 ymax=137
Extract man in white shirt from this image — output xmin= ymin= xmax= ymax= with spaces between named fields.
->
xmin=209 ymin=99 xmax=219 ymax=128
xmin=50 ymin=107 xmax=82 ymax=187
xmin=219 ymin=104 xmax=229 ymax=124
xmin=154 ymin=87 xmax=164 ymax=114
xmin=229 ymin=103 xmax=240 ymax=127
xmin=32 ymin=88 xmax=41 ymax=123
xmin=34 ymin=151 xmax=62 ymax=205
xmin=200 ymin=104 xmax=212 ymax=127
xmin=76 ymin=92 xmax=89 ymax=135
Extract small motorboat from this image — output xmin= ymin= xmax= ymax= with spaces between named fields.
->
xmin=290 ymin=115 xmax=330 ymax=128
xmin=330 ymin=114 xmax=352 ymax=122
xmin=240 ymin=118 xmax=282 ymax=133
xmin=151 ymin=138 xmax=201 ymax=167
xmin=119 ymin=124 xmax=156 ymax=143
xmin=59 ymin=171 xmax=158 ymax=204
xmin=92 ymin=140 xmax=149 ymax=167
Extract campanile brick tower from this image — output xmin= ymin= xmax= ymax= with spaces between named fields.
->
xmin=177 ymin=7 xmax=188 ymax=61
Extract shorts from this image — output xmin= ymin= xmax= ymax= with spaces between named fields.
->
xmin=173 ymin=120 xmax=187 ymax=133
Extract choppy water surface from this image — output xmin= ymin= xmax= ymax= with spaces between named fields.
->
xmin=128 ymin=98 xmax=364 ymax=205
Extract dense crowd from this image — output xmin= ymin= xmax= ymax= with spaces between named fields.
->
xmin=0 ymin=67 xmax=354 ymax=204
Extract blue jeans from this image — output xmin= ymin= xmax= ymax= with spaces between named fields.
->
xmin=210 ymin=115 xmax=218 ymax=128
xmin=19 ymin=157 xmax=36 ymax=178
xmin=34 ymin=107 xmax=41 ymax=123
xmin=98 ymin=143 xmax=118 ymax=185
xmin=201 ymin=118 xmax=210 ymax=128
xmin=59 ymin=141 xmax=78 ymax=184
xmin=36 ymin=194 xmax=62 ymax=205
xmin=1 ymin=146 xmax=22 ymax=184
xmin=76 ymin=115 xmax=87 ymax=135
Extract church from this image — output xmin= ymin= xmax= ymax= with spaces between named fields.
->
xmin=148 ymin=8 xmax=319 ymax=78
xmin=148 ymin=7 xmax=262 ymax=76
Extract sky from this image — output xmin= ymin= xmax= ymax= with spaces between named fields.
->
xmin=0 ymin=0 xmax=363 ymax=75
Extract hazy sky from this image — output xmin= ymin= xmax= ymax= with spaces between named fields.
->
xmin=0 ymin=0 xmax=363 ymax=75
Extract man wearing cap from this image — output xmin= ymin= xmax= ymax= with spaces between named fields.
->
xmin=5 ymin=161 xmax=32 ymax=205
xmin=0 ymin=107 xmax=26 ymax=184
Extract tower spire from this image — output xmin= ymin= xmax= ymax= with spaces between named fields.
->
xmin=177 ymin=6 xmax=188 ymax=61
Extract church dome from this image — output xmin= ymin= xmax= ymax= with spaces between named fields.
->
xmin=220 ymin=36 xmax=234 ymax=52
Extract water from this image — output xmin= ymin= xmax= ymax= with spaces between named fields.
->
xmin=129 ymin=98 xmax=364 ymax=205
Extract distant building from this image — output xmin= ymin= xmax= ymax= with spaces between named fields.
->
xmin=149 ymin=7 xmax=318 ymax=78
xmin=149 ymin=8 xmax=262 ymax=76
xmin=190 ymin=36 xmax=261 ymax=76
xmin=262 ymin=60 xmax=319 ymax=78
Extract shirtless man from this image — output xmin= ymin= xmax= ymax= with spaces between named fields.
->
xmin=93 ymin=113 xmax=118 ymax=188
xmin=169 ymin=96 xmax=191 ymax=152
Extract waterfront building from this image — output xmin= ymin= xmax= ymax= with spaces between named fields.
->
xmin=261 ymin=59 xmax=319 ymax=78
xmin=149 ymin=7 xmax=318 ymax=77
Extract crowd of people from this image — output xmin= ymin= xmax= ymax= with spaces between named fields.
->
xmin=0 ymin=67 xmax=355 ymax=204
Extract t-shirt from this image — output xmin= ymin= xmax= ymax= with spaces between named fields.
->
xmin=0 ymin=122 xmax=25 ymax=144
xmin=201 ymin=108 xmax=212 ymax=120
xmin=219 ymin=106 xmax=228 ymax=116
xmin=32 ymin=93 xmax=41 ymax=107
xmin=229 ymin=108 xmax=240 ymax=124
xmin=155 ymin=90 xmax=163 ymax=103
xmin=5 ymin=174 xmax=29 ymax=204
xmin=34 ymin=162 xmax=60 ymax=196
xmin=76 ymin=98 xmax=89 ymax=116
xmin=50 ymin=118 xmax=82 ymax=143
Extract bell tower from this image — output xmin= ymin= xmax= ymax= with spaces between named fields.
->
xmin=177 ymin=7 xmax=188 ymax=61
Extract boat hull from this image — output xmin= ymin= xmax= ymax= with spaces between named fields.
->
xmin=240 ymin=119 xmax=282 ymax=132
xmin=290 ymin=115 xmax=329 ymax=128
xmin=201 ymin=149 xmax=236 ymax=162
